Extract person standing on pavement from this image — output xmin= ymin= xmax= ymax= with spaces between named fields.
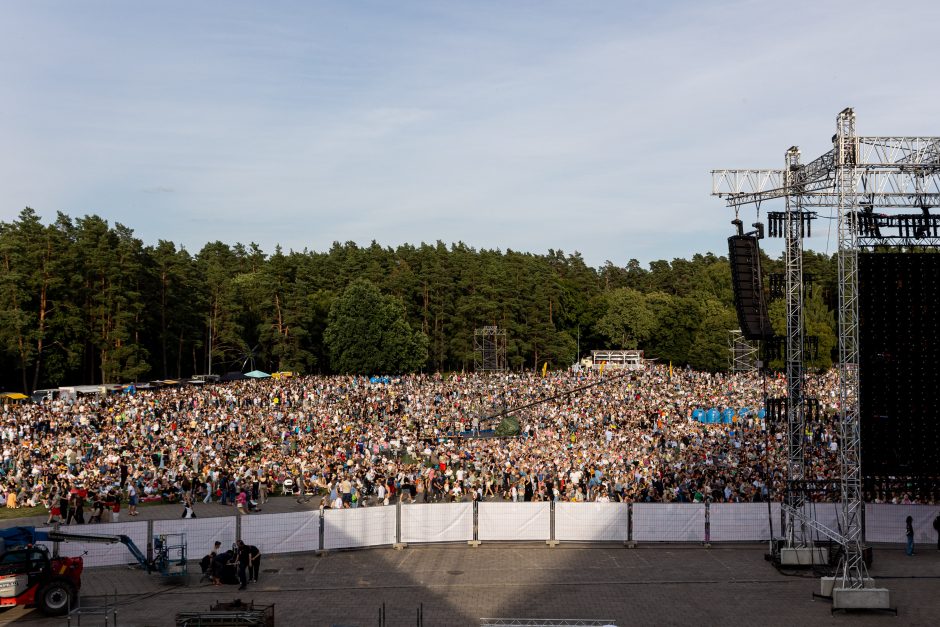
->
xmin=235 ymin=540 xmax=250 ymax=590
xmin=933 ymin=511 xmax=940 ymax=550
xmin=128 ymin=482 xmax=139 ymax=517
xmin=246 ymin=542 xmax=262 ymax=583
xmin=258 ymin=472 xmax=268 ymax=505
xmin=905 ymin=515 xmax=915 ymax=556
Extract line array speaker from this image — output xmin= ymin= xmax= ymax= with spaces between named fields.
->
xmin=728 ymin=235 xmax=773 ymax=340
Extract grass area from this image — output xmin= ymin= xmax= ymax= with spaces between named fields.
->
xmin=0 ymin=505 xmax=45 ymax=521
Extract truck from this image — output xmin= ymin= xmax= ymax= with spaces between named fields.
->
xmin=0 ymin=526 xmax=172 ymax=616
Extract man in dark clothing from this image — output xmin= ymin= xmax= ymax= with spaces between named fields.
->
xmin=246 ymin=543 xmax=262 ymax=582
xmin=235 ymin=540 xmax=251 ymax=590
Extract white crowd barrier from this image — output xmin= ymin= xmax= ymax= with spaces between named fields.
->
xmin=865 ymin=503 xmax=938 ymax=544
xmin=479 ymin=502 xmax=550 ymax=541
xmin=555 ymin=502 xmax=629 ymax=542
xmin=633 ymin=503 xmax=705 ymax=542
xmin=402 ymin=502 xmax=472 ymax=544
xmin=155 ymin=515 xmax=237 ymax=557
xmin=709 ymin=502 xmax=780 ymax=541
xmin=324 ymin=505 xmax=396 ymax=549
xmin=24 ymin=502 xmax=939 ymax=568
xmin=243 ymin=510 xmax=319 ymax=555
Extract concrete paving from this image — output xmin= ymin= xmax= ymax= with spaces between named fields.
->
xmin=2 ymin=542 xmax=938 ymax=626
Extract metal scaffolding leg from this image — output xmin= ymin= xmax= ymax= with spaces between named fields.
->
xmin=835 ymin=107 xmax=867 ymax=589
xmin=728 ymin=330 xmax=758 ymax=373
xmin=784 ymin=146 xmax=807 ymax=548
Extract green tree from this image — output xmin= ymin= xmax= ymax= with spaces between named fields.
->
xmin=597 ymin=288 xmax=656 ymax=349
xmin=324 ymin=279 xmax=428 ymax=374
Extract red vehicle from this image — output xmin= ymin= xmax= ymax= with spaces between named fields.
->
xmin=0 ymin=526 xmax=150 ymax=616
xmin=0 ymin=543 xmax=83 ymax=615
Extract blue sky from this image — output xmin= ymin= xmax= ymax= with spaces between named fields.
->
xmin=2 ymin=1 xmax=938 ymax=266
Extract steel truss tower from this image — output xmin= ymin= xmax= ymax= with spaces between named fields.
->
xmin=474 ymin=326 xmax=507 ymax=372
xmin=712 ymin=108 xmax=940 ymax=595
xmin=728 ymin=330 xmax=758 ymax=373
xmin=783 ymin=146 xmax=808 ymax=548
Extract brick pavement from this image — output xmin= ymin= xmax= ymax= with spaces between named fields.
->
xmin=2 ymin=543 xmax=938 ymax=626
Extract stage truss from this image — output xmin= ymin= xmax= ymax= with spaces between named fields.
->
xmin=712 ymin=108 xmax=940 ymax=591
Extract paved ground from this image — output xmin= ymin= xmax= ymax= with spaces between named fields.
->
xmin=2 ymin=541 xmax=938 ymax=626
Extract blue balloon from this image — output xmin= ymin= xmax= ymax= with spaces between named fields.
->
xmin=738 ymin=407 xmax=750 ymax=416
xmin=706 ymin=408 xmax=719 ymax=423
xmin=757 ymin=408 xmax=766 ymax=419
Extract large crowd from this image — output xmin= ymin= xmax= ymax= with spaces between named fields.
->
xmin=0 ymin=366 xmax=935 ymax=522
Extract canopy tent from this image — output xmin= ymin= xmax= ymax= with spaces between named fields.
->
xmin=221 ymin=371 xmax=248 ymax=381
xmin=244 ymin=370 xmax=271 ymax=379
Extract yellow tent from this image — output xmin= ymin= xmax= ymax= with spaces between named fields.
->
xmin=0 ymin=392 xmax=28 ymax=403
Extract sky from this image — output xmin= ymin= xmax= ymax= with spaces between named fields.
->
xmin=2 ymin=0 xmax=939 ymax=267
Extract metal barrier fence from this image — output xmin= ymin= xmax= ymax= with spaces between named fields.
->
xmin=44 ymin=502 xmax=936 ymax=567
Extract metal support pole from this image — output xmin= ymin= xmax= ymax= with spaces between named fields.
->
xmin=835 ymin=107 xmax=868 ymax=588
xmin=235 ymin=509 xmax=242 ymax=543
xmin=393 ymin=497 xmax=406 ymax=549
xmin=784 ymin=145 xmax=808 ymax=548
xmin=550 ymin=499 xmax=556 ymax=541
xmin=146 ymin=519 xmax=154 ymax=565
xmin=625 ymin=502 xmax=636 ymax=548
xmin=546 ymin=499 xmax=559 ymax=547
xmin=704 ymin=501 xmax=711 ymax=547
xmin=468 ymin=500 xmax=481 ymax=546
xmin=318 ymin=509 xmax=325 ymax=552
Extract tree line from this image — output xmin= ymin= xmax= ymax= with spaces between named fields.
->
xmin=0 ymin=208 xmax=838 ymax=391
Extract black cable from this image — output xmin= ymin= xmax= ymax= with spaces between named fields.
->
xmin=481 ymin=370 xmax=635 ymax=423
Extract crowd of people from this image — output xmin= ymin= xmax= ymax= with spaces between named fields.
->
xmin=0 ymin=365 xmax=936 ymax=521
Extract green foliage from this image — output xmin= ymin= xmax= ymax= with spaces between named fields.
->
xmin=324 ymin=279 xmax=428 ymax=374
xmin=0 ymin=209 xmax=841 ymax=389
xmin=597 ymin=288 xmax=655 ymax=348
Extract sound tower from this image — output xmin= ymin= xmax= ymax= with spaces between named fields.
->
xmin=728 ymin=235 xmax=772 ymax=340
xmin=859 ymin=253 xmax=940 ymax=491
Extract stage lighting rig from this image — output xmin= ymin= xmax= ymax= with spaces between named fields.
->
xmin=713 ymin=108 xmax=940 ymax=606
